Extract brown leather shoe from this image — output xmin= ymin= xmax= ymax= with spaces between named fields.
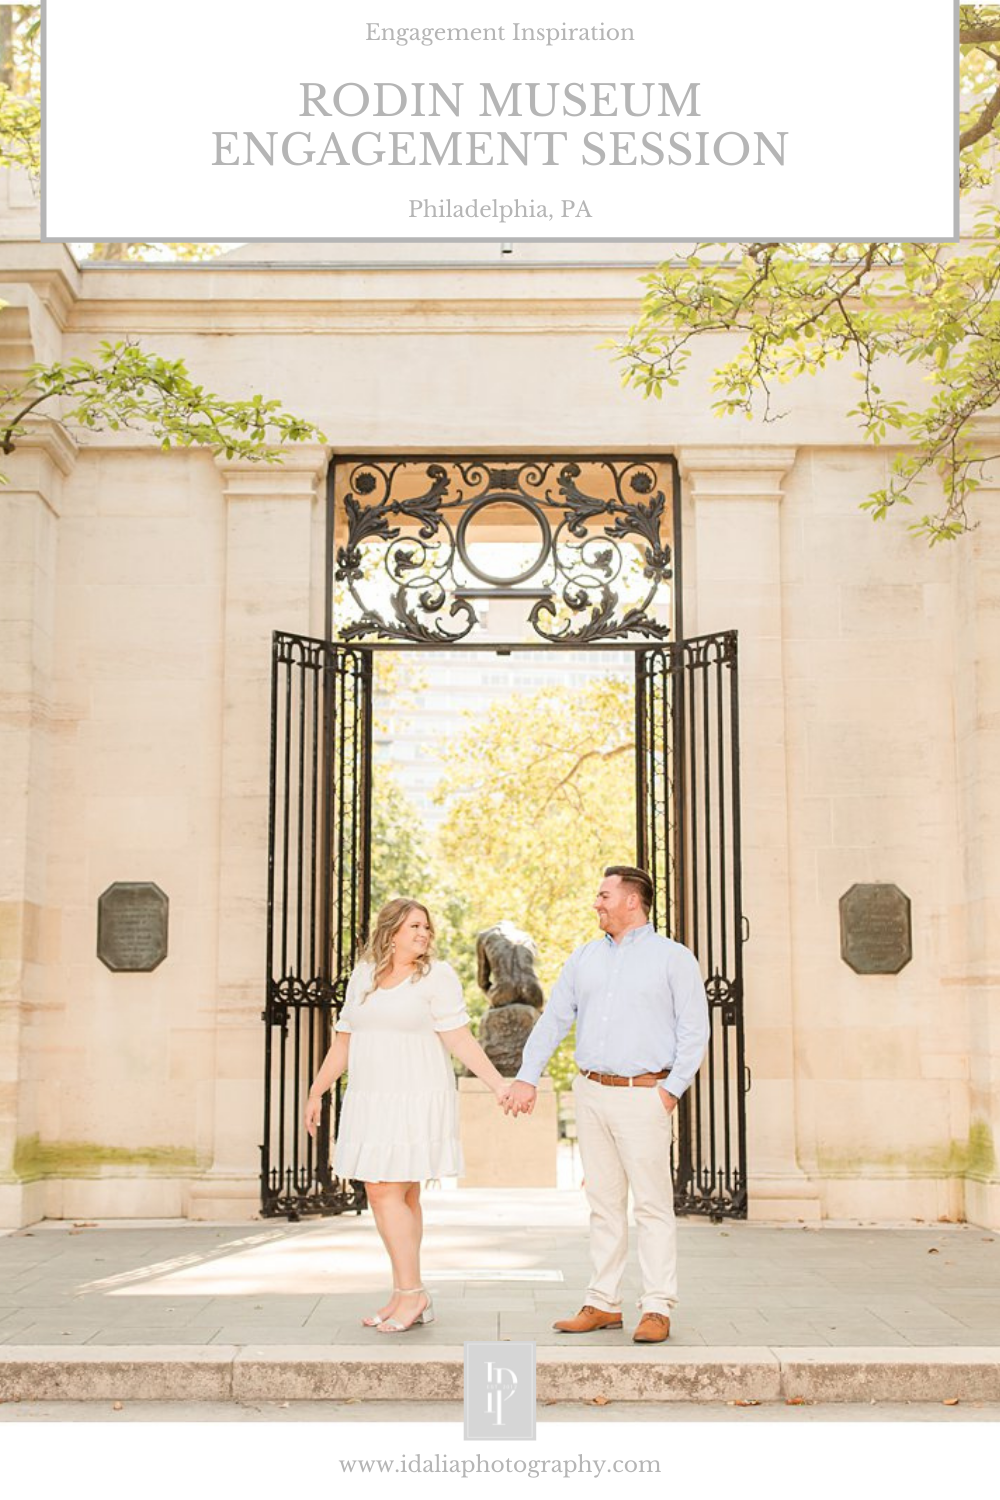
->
xmin=552 ymin=1304 xmax=624 ymax=1333
xmin=632 ymin=1312 xmax=671 ymax=1343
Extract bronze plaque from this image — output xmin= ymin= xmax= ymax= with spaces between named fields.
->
xmin=839 ymin=883 xmax=911 ymax=975
xmin=97 ymin=882 xmax=169 ymax=972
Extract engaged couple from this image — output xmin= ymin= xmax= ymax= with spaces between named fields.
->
xmin=305 ymin=864 xmax=709 ymax=1343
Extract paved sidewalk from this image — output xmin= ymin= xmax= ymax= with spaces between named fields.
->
xmin=1 ymin=1189 xmax=998 ymax=1349
xmin=0 ymin=1190 xmax=998 ymax=1403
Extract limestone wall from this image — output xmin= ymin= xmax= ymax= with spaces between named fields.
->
xmin=0 ymin=179 xmax=997 ymax=1226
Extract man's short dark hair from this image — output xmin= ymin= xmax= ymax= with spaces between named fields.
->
xmin=603 ymin=865 xmax=654 ymax=914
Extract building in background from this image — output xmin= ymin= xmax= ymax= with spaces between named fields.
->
xmin=375 ymin=649 xmax=634 ymax=828
xmin=1 ymin=172 xmax=998 ymax=1230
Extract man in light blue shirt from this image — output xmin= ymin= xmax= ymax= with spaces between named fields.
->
xmin=504 ymin=865 xmax=709 ymax=1344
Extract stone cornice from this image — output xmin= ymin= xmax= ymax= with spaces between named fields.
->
xmin=15 ymin=416 xmax=79 ymax=476
xmin=968 ymin=414 xmax=1000 ymax=445
xmin=0 ymin=420 xmax=78 ymax=519
xmin=69 ymin=295 xmax=642 ymax=337
xmin=678 ymin=446 xmax=798 ymax=503
xmin=0 ymin=247 xmax=83 ymax=331
xmin=215 ymin=446 xmax=329 ymax=500
xmin=0 ymin=415 xmax=78 ymax=510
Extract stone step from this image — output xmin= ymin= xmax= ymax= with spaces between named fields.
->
xmin=1 ymin=1346 xmax=999 ymax=1404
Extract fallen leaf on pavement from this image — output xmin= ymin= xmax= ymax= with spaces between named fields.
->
xmin=942 ymin=1398 xmax=960 ymax=1407
xmin=112 ymin=1402 xmax=123 ymax=1412
xmin=732 ymin=1399 xmax=760 ymax=1407
xmin=785 ymin=1397 xmax=807 ymax=1406
xmin=927 ymin=1247 xmax=939 ymax=1254
xmin=589 ymin=1396 xmax=610 ymax=1406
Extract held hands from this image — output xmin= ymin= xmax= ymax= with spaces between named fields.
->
xmin=497 ymin=1080 xmax=537 ymax=1117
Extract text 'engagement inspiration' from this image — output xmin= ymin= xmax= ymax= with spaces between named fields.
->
xmin=211 ymin=81 xmax=787 ymax=170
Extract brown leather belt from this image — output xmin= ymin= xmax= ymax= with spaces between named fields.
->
xmin=582 ymin=1069 xmax=669 ymax=1088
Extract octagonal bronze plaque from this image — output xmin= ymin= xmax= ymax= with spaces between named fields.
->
xmin=97 ymin=882 xmax=169 ymax=972
xmin=839 ymin=883 xmax=911 ymax=975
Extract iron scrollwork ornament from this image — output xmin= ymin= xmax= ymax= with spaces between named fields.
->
xmin=334 ymin=458 xmax=675 ymax=645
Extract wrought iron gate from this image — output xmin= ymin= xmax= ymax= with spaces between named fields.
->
xmin=262 ymin=458 xmax=748 ymax=1220
xmin=261 ymin=631 xmax=372 ymax=1217
xmin=637 ymin=631 xmax=748 ymax=1218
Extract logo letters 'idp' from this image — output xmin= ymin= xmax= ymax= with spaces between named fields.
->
xmin=464 ymin=1342 xmax=536 ymax=1441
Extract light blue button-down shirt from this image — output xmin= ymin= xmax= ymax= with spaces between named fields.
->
xmin=515 ymin=923 xmax=710 ymax=1099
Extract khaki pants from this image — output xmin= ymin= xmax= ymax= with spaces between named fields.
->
xmin=572 ymin=1072 xmax=678 ymax=1316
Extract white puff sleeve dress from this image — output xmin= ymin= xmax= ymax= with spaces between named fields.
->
xmin=332 ymin=958 xmax=470 ymax=1182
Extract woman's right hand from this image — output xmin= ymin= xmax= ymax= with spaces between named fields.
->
xmin=304 ymin=1093 xmax=322 ymax=1138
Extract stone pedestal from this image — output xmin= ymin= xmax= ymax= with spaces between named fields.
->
xmin=458 ymin=1077 xmax=557 ymax=1187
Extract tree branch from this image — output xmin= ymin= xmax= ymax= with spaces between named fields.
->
xmin=960 ymin=22 xmax=1000 ymax=46
xmin=961 ymin=77 xmax=1000 ymax=150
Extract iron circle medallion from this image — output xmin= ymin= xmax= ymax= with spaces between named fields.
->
xmin=456 ymin=493 xmax=552 ymax=587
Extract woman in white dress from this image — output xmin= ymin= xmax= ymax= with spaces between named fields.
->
xmin=305 ymin=897 xmax=511 ymax=1333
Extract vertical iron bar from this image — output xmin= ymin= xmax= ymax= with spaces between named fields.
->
xmin=672 ymin=640 xmax=687 ymax=947
xmin=658 ymin=652 xmax=671 ymax=937
xmin=644 ymin=654 xmax=659 ymax=923
xmin=715 ymin=647 xmax=732 ymax=1195
xmin=359 ymin=650 xmax=374 ymax=947
xmin=702 ymin=654 xmax=718 ymax=1204
xmin=318 ymin=638 xmax=337 ymax=1192
xmin=670 ymin=457 xmax=684 ymax=645
xmin=280 ymin=662 xmax=293 ymax=983
xmin=670 ymin=644 xmax=688 ymax=1202
xmin=348 ymin=652 xmax=361 ymax=960
xmin=276 ymin=650 xmax=294 ymax=1199
xmin=634 ymin=653 xmax=648 ymax=875
xmin=325 ymin=465 xmax=335 ymax=646
xmin=687 ymin=648 xmax=702 ymax=1202
xmin=729 ymin=634 xmax=748 ymax=1208
xmin=262 ymin=634 xmax=282 ymax=1211
xmin=304 ymin=658 xmax=318 ymax=1193
xmin=649 ymin=654 xmax=661 ymax=924
xmin=333 ymin=651 xmax=348 ymax=1139
xmin=292 ymin=654 xmax=307 ymax=1188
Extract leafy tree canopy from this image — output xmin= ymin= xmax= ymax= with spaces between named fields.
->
xmin=370 ymin=764 xmax=434 ymax=918
xmin=616 ymin=7 xmax=1000 ymax=543
xmin=0 ymin=339 xmax=323 ymax=465
xmin=433 ymin=674 xmax=635 ymax=1090
xmin=0 ymin=3 xmax=39 ymax=174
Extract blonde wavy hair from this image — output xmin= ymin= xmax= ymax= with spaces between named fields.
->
xmin=361 ymin=898 xmax=436 ymax=1000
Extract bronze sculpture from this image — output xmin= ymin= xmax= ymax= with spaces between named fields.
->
xmin=474 ymin=920 xmax=545 ymax=1076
